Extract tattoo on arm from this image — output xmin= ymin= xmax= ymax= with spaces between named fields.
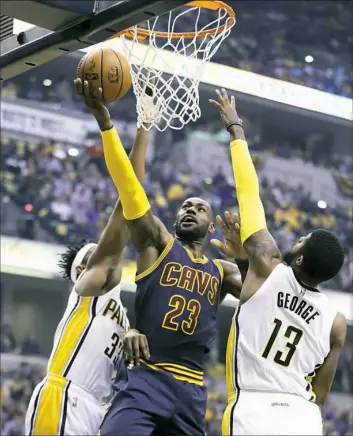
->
xmin=243 ymin=229 xmax=282 ymax=277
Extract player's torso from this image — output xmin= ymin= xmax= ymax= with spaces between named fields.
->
xmin=135 ymin=236 xmax=223 ymax=373
xmin=227 ymin=263 xmax=336 ymax=403
xmin=47 ymin=284 xmax=129 ymax=403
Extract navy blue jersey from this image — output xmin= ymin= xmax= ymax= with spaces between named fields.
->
xmin=135 ymin=236 xmax=223 ymax=377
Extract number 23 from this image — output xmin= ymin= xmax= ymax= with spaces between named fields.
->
xmin=162 ymin=295 xmax=201 ymax=335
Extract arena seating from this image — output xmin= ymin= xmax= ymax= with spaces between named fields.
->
xmin=1 ymin=129 xmax=352 ymax=292
xmin=172 ymin=0 xmax=353 ymax=97
xmin=2 ymin=1 xmax=352 ymax=98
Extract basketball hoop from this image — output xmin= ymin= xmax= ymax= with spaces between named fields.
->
xmin=110 ymin=1 xmax=235 ymax=131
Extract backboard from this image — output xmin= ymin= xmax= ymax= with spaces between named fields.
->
xmin=0 ymin=0 xmax=186 ymax=81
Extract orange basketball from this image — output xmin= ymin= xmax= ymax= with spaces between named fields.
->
xmin=77 ymin=47 xmax=132 ymax=103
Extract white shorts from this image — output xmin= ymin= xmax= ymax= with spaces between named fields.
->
xmin=25 ymin=374 xmax=105 ymax=435
xmin=222 ymin=391 xmax=323 ymax=436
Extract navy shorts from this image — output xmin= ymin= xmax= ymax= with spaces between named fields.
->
xmin=99 ymin=362 xmax=207 ymax=436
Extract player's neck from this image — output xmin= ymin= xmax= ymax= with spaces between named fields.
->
xmin=179 ymin=238 xmax=205 ymax=258
xmin=292 ymin=267 xmax=319 ymax=290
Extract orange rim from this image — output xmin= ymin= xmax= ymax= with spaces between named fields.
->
xmin=109 ymin=1 xmax=235 ymax=41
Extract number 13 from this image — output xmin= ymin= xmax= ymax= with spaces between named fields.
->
xmin=261 ymin=318 xmax=303 ymax=367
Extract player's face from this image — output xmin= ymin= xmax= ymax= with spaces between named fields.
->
xmin=175 ymin=197 xmax=214 ymax=241
xmin=283 ymin=233 xmax=312 ymax=265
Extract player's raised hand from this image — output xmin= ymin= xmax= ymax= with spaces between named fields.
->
xmin=74 ymin=78 xmax=112 ymax=131
xmin=210 ymin=211 xmax=247 ymax=260
xmin=209 ymin=88 xmax=239 ymax=128
xmin=123 ymin=329 xmax=150 ymax=367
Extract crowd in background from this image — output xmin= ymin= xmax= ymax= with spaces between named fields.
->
xmin=177 ymin=0 xmax=352 ymax=97
xmin=1 ymin=323 xmax=353 ymax=436
xmin=2 ymin=127 xmax=352 ymax=292
xmin=2 ymin=1 xmax=352 ymax=99
xmin=215 ymin=0 xmax=353 ymax=97
xmin=1 ymin=325 xmax=41 ymax=356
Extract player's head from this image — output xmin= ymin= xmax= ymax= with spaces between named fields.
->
xmin=284 ymin=229 xmax=345 ymax=284
xmin=174 ymin=197 xmax=215 ymax=242
xmin=58 ymin=240 xmax=97 ymax=283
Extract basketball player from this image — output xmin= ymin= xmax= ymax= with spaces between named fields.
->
xmin=210 ymin=88 xmax=347 ymax=435
xmin=24 ymin=82 xmax=152 ymax=435
xmin=77 ymin=80 xmax=247 ymax=435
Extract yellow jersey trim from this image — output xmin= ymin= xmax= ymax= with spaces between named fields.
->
xmin=183 ymin=245 xmax=208 ymax=264
xmin=226 ymin=310 xmax=237 ymax=404
xmin=153 ymin=361 xmax=203 ymax=376
xmin=136 ymin=236 xmax=174 ymax=281
xmin=305 ymin=372 xmax=317 ymax=402
xmin=140 ymin=359 xmax=204 ymax=386
xmin=31 ymin=374 xmax=69 ymax=435
xmin=213 ymin=259 xmax=224 ymax=283
xmin=48 ymin=296 xmax=94 ymax=376
xmin=222 ymin=402 xmax=232 ymax=436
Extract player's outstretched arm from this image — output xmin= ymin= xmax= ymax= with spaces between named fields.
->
xmin=73 ymin=107 xmax=150 ymax=296
xmin=210 ymin=89 xmax=281 ymax=279
xmin=312 ymin=312 xmax=347 ymax=406
xmin=75 ymin=80 xmax=170 ymax=274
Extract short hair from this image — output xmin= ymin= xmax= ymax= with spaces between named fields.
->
xmin=301 ymin=229 xmax=345 ymax=283
xmin=58 ymin=240 xmax=92 ymax=281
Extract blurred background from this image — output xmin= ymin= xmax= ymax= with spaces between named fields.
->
xmin=1 ymin=1 xmax=352 ymax=435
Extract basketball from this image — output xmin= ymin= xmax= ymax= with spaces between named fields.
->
xmin=77 ymin=47 xmax=132 ymax=103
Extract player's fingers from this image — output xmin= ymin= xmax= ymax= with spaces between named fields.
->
xmin=94 ymin=87 xmax=104 ymax=102
xmin=74 ymin=78 xmax=83 ymax=96
xmin=140 ymin=335 xmax=150 ymax=360
xmin=234 ymin=223 xmax=241 ymax=233
xmin=132 ymin=336 xmax=140 ymax=366
xmin=232 ymin=213 xmax=241 ymax=230
xmin=209 ymin=99 xmax=221 ymax=108
xmin=215 ymin=89 xmax=224 ymax=103
xmin=90 ymin=84 xmax=99 ymax=99
xmin=225 ymin=210 xmax=234 ymax=229
xmin=221 ymin=88 xmax=229 ymax=103
xmin=83 ymin=80 xmax=94 ymax=106
xmin=216 ymin=215 xmax=228 ymax=232
xmin=210 ymin=239 xmax=226 ymax=252
xmin=123 ymin=338 xmax=134 ymax=365
xmin=231 ymin=95 xmax=235 ymax=108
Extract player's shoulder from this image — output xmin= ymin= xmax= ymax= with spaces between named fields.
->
xmin=98 ymin=283 xmax=123 ymax=303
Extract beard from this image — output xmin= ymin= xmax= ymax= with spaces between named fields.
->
xmin=175 ymin=221 xmax=209 ymax=242
xmin=283 ymin=250 xmax=295 ymax=266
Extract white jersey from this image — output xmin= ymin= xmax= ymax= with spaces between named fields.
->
xmin=47 ymin=283 xmax=129 ymax=404
xmin=226 ymin=263 xmax=337 ymax=404
xmin=25 ymin=283 xmax=129 ymax=435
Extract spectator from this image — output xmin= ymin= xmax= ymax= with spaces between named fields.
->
xmin=1 ymin=325 xmax=16 ymax=353
xmin=1 ymin=131 xmax=352 ymax=292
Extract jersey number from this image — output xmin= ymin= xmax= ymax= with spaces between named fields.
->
xmin=261 ymin=318 xmax=303 ymax=367
xmin=162 ymin=295 xmax=201 ymax=335
xmin=104 ymin=333 xmax=120 ymax=359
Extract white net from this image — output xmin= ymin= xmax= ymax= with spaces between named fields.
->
xmin=118 ymin=1 xmax=235 ymax=131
